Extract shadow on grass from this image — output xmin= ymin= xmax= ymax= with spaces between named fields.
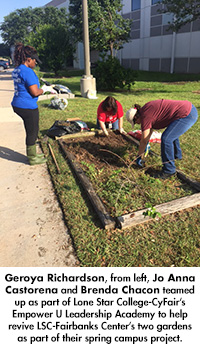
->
xmin=136 ymin=71 xmax=200 ymax=83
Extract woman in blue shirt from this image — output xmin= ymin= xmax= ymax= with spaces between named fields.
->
xmin=12 ymin=43 xmax=52 ymax=165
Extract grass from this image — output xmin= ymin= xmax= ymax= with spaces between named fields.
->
xmin=39 ymin=70 xmax=200 ymax=267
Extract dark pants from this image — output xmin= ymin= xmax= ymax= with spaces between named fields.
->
xmin=13 ymin=107 xmax=39 ymax=146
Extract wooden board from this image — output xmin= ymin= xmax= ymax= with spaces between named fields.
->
xmin=123 ymin=133 xmax=157 ymax=156
xmin=176 ymin=169 xmax=200 ymax=192
xmin=117 ymin=193 xmax=200 ymax=229
xmin=55 ymin=131 xmax=96 ymax=140
xmin=38 ymin=93 xmax=75 ymax=100
xmin=59 ymin=140 xmax=116 ymax=230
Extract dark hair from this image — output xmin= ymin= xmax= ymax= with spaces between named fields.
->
xmin=102 ymin=96 xmax=118 ymax=115
xmin=14 ymin=42 xmax=38 ymax=66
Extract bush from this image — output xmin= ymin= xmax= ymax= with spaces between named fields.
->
xmin=27 ymin=24 xmax=74 ymax=75
xmin=93 ymin=56 xmax=137 ymax=91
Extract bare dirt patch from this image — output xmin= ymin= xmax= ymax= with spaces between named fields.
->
xmin=63 ymin=131 xmax=135 ymax=169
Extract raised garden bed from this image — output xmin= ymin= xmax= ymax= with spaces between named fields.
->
xmin=59 ymin=131 xmax=200 ymax=229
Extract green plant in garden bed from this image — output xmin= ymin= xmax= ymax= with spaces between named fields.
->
xmin=39 ymin=70 xmax=200 ymax=267
xmin=143 ymin=203 xmax=162 ymax=219
xmin=81 ymin=161 xmax=104 ymax=180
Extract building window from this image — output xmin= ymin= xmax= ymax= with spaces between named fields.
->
xmin=132 ymin=0 xmax=141 ymax=11
xmin=162 ymin=13 xmax=173 ymax=25
xmin=152 ymin=0 xmax=161 ymax=4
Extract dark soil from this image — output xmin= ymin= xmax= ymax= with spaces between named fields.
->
xmin=62 ymin=130 xmax=137 ymax=170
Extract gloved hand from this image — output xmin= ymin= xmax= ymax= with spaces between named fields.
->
xmin=119 ymin=127 xmax=127 ymax=134
xmin=103 ymin=129 xmax=109 ymax=137
xmin=144 ymin=143 xmax=151 ymax=157
xmin=136 ymin=156 xmax=145 ymax=168
xmin=41 ymin=84 xmax=57 ymax=94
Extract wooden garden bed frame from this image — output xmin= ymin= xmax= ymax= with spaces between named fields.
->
xmin=59 ymin=138 xmax=115 ymax=230
xmin=58 ymin=131 xmax=200 ymax=230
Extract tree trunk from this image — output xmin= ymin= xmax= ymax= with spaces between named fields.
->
xmin=110 ymin=42 xmax=114 ymax=58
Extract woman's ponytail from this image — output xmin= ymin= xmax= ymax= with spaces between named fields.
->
xmin=14 ymin=42 xmax=38 ymax=66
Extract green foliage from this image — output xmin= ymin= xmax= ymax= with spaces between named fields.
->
xmin=0 ymin=43 xmax=10 ymax=57
xmin=69 ymin=0 xmax=132 ymax=56
xmin=93 ymin=56 xmax=136 ymax=91
xmin=26 ymin=24 xmax=74 ymax=74
xmin=81 ymin=161 xmax=103 ymax=180
xmin=159 ymin=0 xmax=200 ymax=31
xmin=143 ymin=203 xmax=162 ymax=219
xmin=0 ymin=6 xmax=69 ymax=46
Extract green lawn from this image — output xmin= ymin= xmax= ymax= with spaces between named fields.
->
xmin=39 ymin=70 xmax=200 ymax=267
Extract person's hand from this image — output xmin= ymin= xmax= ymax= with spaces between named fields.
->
xmin=119 ymin=127 xmax=127 ymax=134
xmin=144 ymin=143 xmax=150 ymax=157
xmin=136 ymin=156 xmax=145 ymax=168
xmin=103 ymin=129 xmax=109 ymax=136
xmin=41 ymin=84 xmax=57 ymax=94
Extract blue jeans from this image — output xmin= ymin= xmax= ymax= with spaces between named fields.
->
xmin=96 ymin=119 xmax=119 ymax=130
xmin=161 ymin=104 xmax=198 ymax=174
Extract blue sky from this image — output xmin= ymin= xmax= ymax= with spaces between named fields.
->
xmin=0 ymin=0 xmax=50 ymax=43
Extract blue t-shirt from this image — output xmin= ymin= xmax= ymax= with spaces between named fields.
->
xmin=12 ymin=64 xmax=40 ymax=109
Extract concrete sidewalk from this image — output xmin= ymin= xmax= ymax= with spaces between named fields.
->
xmin=0 ymin=69 xmax=78 ymax=267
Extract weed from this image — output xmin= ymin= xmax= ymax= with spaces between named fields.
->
xmin=143 ymin=203 xmax=162 ymax=219
xmin=81 ymin=161 xmax=99 ymax=179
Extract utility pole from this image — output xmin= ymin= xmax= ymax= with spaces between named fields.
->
xmin=80 ymin=0 xmax=97 ymax=98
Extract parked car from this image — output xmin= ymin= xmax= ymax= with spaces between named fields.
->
xmin=0 ymin=59 xmax=10 ymax=71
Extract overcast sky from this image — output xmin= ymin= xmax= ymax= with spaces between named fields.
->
xmin=0 ymin=0 xmax=50 ymax=43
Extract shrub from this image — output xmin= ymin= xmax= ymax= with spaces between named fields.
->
xmin=93 ymin=56 xmax=137 ymax=91
xmin=27 ymin=24 xmax=74 ymax=75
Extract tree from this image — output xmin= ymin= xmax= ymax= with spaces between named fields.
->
xmin=26 ymin=24 xmax=74 ymax=74
xmin=159 ymin=0 xmax=200 ymax=31
xmin=69 ymin=0 xmax=132 ymax=57
xmin=0 ymin=7 xmax=69 ymax=46
xmin=0 ymin=43 xmax=10 ymax=57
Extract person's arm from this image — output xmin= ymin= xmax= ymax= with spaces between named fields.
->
xmin=28 ymin=84 xmax=56 ymax=97
xmin=138 ymin=128 xmax=153 ymax=157
xmin=118 ymin=117 xmax=123 ymax=130
xmin=99 ymin=120 xmax=108 ymax=136
xmin=28 ymin=84 xmax=44 ymax=97
xmin=118 ymin=117 xmax=127 ymax=134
